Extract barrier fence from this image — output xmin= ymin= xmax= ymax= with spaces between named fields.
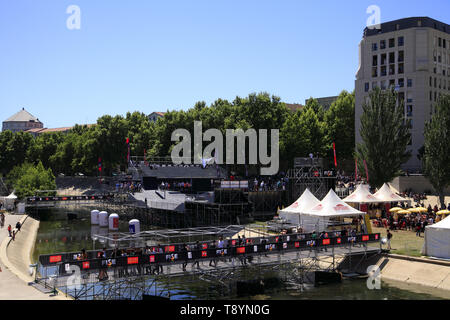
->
xmin=39 ymin=232 xmax=380 ymax=276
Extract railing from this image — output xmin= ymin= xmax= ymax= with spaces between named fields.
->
xmin=38 ymin=232 xmax=381 ymax=275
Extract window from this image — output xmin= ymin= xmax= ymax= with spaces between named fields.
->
xmin=381 ymin=65 xmax=387 ymax=77
xmin=380 ymin=40 xmax=386 ymax=50
xmin=398 ymin=78 xmax=404 ymax=87
xmin=389 ymin=52 xmax=395 ymax=64
xmin=381 ymin=53 xmax=387 ymax=65
xmin=434 ymin=78 xmax=437 ymax=88
xmin=389 ymin=64 xmax=395 ymax=75
xmin=372 ymin=43 xmax=378 ymax=51
xmin=398 ymin=51 xmax=404 ymax=62
xmin=418 ymin=20 xmax=422 ymax=27
xmin=398 ymin=36 xmax=404 ymax=46
xmin=407 ymin=79 xmax=413 ymax=87
xmin=439 ymin=38 xmax=442 ymax=47
xmin=365 ymin=82 xmax=369 ymax=92
xmin=372 ymin=55 xmax=378 ymax=66
xmin=389 ymin=79 xmax=395 ymax=88
xmin=389 ymin=38 xmax=395 ymax=48
xmin=407 ymin=105 xmax=413 ymax=117
xmin=381 ymin=80 xmax=387 ymax=90
xmin=398 ymin=63 xmax=404 ymax=74
xmin=372 ymin=67 xmax=378 ymax=77
xmin=372 ymin=82 xmax=377 ymax=90
xmin=444 ymin=40 xmax=447 ymax=49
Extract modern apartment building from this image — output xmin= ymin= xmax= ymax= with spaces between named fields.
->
xmin=355 ymin=17 xmax=450 ymax=171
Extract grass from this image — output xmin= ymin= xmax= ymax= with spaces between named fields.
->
xmin=372 ymin=226 xmax=425 ymax=257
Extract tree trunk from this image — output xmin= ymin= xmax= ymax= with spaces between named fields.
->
xmin=439 ymin=192 xmax=445 ymax=210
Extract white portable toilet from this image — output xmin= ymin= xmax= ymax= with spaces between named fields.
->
xmin=91 ymin=210 xmax=100 ymax=225
xmin=99 ymin=211 xmax=109 ymax=227
xmin=91 ymin=225 xmax=100 ymax=241
xmin=129 ymin=219 xmax=140 ymax=234
xmin=108 ymin=213 xmax=119 ymax=231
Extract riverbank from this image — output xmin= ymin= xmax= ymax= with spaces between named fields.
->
xmin=376 ymin=254 xmax=450 ymax=299
xmin=0 ymin=213 xmax=69 ymax=300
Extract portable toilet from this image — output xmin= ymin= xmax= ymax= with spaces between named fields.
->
xmin=99 ymin=211 xmax=108 ymax=227
xmin=91 ymin=210 xmax=100 ymax=225
xmin=108 ymin=213 xmax=119 ymax=231
xmin=129 ymin=219 xmax=140 ymax=234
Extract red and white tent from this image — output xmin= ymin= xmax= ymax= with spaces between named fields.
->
xmin=343 ymin=184 xmax=380 ymax=204
xmin=300 ymin=189 xmax=364 ymax=232
xmin=372 ymin=183 xmax=411 ymax=204
xmin=303 ymin=189 xmax=364 ymax=217
xmin=279 ymin=189 xmax=320 ymax=225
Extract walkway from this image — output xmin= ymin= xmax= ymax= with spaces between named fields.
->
xmin=0 ymin=213 xmax=68 ymax=300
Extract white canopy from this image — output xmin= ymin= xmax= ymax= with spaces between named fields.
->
xmin=423 ymin=216 xmax=450 ymax=259
xmin=303 ymin=189 xmax=364 ymax=217
xmin=372 ymin=183 xmax=410 ymax=203
xmin=280 ymin=188 xmax=321 ymax=214
xmin=279 ymin=189 xmax=320 ymax=225
xmin=6 ymin=192 xmax=17 ymax=199
xmin=343 ymin=184 xmax=380 ymax=203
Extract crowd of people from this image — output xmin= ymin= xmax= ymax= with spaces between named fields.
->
xmin=115 ymin=181 xmax=142 ymax=194
xmin=372 ymin=202 xmax=450 ymax=237
xmin=159 ymin=181 xmax=192 ymax=193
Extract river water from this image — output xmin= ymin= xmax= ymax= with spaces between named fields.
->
xmin=31 ymin=208 xmax=444 ymax=300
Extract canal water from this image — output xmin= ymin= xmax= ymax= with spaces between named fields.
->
xmin=31 ymin=208 xmax=444 ymax=300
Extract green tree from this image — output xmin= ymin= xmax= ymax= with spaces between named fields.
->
xmin=7 ymin=161 xmax=56 ymax=199
xmin=423 ymin=94 xmax=450 ymax=208
xmin=324 ymin=90 xmax=355 ymax=160
xmin=356 ymin=87 xmax=411 ymax=188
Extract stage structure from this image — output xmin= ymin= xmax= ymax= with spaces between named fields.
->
xmin=286 ymin=158 xmax=336 ymax=203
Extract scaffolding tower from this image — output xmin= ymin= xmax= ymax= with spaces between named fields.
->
xmin=286 ymin=158 xmax=336 ymax=203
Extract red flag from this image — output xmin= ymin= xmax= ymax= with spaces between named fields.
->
xmin=363 ymin=160 xmax=369 ymax=183
xmin=332 ymin=142 xmax=337 ymax=167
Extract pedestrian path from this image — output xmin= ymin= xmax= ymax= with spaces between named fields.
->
xmin=0 ymin=213 xmax=67 ymax=300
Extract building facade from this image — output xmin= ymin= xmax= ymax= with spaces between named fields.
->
xmin=2 ymin=108 xmax=43 ymax=133
xmin=355 ymin=17 xmax=450 ymax=171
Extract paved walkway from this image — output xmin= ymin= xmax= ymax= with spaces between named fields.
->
xmin=0 ymin=213 xmax=67 ymax=300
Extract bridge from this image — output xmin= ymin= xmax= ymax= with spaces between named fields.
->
xmin=35 ymin=227 xmax=382 ymax=300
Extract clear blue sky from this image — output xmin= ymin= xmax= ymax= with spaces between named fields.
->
xmin=0 ymin=0 xmax=448 ymax=128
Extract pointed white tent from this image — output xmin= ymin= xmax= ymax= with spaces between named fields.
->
xmin=343 ymin=184 xmax=380 ymax=204
xmin=279 ymin=189 xmax=320 ymax=225
xmin=373 ymin=183 xmax=410 ymax=203
xmin=300 ymin=189 xmax=364 ymax=233
xmin=303 ymin=189 xmax=365 ymax=217
xmin=423 ymin=216 xmax=450 ymax=259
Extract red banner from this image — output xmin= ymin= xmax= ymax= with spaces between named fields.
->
xmin=332 ymin=142 xmax=337 ymax=167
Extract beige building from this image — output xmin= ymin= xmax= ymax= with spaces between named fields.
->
xmin=355 ymin=17 xmax=450 ymax=171
xmin=2 ymin=108 xmax=43 ymax=133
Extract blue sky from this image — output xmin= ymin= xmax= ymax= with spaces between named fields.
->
xmin=0 ymin=0 xmax=449 ymax=128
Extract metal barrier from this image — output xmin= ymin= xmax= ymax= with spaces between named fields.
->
xmin=39 ymin=232 xmax=380 ymax=275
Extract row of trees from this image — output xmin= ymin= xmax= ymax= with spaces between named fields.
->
xmin=1 ymin=91 xmax=356 ymax=180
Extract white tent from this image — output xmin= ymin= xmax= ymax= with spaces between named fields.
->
xmin=343 ymin=184 xmax=380 ymax=203
xmin=301 ymin=189 xmax=365 ymax=232
xmin=279 ymin=189 xmax=320 ymax=225
xmin=423 ymin=216 xmax=450 ymax=259
xmin=373 ymin=183 xmax=411 ymax=203
xmin=0 ymin=192 xmax=17 ymax=211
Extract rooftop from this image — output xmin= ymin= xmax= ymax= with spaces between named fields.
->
xmin=4 ymin=108 xmax=42 ymax=123
xmin=364 ymin=17 xmax=450 ymax=37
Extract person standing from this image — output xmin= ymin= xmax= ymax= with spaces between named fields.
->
xmin=7 ymin=224 xmax=12 ymax=237
xmin=386 ymin=229 xmax=393 ymax=250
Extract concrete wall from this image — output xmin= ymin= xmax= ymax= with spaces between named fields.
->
xmin=391 ymin=175 xmax=450 ymax=195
